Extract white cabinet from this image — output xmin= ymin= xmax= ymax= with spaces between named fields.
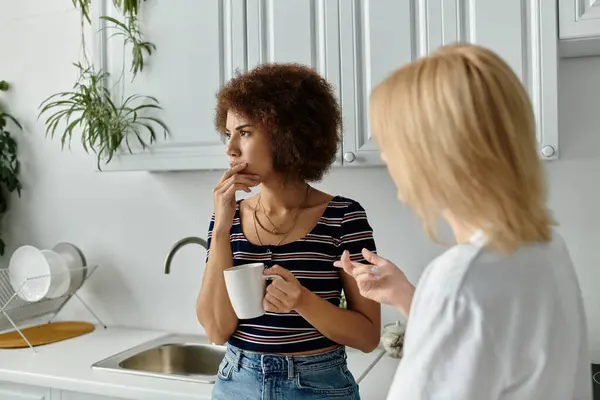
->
xmin=0 ymin=382 xmax=50 ymax=400
xmin=96 ymin=0 xmax=246 ymax=172
xmin=244 ymin=0 xmax=343 ymax=166
xmin=457 ymin=0 xmax=559 ymax=159
xmin=338 ymin=0 xmax=558 ymax=165
xmin=97 ymin=0 xmax=559 ymax=171
xmin=0 ymin=383 xmax=127 ymax=400
xmin=558 ymin=0 xmax=600 ymax=57
xmin=55 ymin=390 xmax=125 ymax=400
xmin=338 ymin=1 xmax=414 ymax=167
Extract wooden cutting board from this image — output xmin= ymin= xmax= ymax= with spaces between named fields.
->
xmin=0 ymin=321 xmax=95 ymax=349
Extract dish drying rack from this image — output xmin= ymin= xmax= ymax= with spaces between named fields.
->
xmin=0 ymin=265 xmax=106 ymax=353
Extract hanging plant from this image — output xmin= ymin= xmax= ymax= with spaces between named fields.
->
xmin=104 ymin=0 xmax=154 ymax=77
xmin=39 ymin=0 xmax=166 ymax=169
xmin=72 ymin=0 xmax=91 ymax=24
xmin=38 ymin=64 xmax=168 ymax=170
xmin=112 ymin=0 xmax=146 ymax=16
xmin=0 ymin=81 xmax=23 ymax=256
xmin=100 ymin=15 xmax=155 ymax=78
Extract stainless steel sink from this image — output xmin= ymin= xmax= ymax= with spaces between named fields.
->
xmin=92 ymin=334 xmax=227 ymax=383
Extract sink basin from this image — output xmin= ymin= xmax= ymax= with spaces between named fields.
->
xmin=92 ymin=334 xmax=227 ymax=383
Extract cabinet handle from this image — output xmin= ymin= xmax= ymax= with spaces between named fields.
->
xmin=541 ymin=145 xmax=555 ymax=158
xmin=344 ymin=152 xmax=356 ymax=163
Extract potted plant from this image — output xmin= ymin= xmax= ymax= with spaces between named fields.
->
xmin=38 ymin=63 xmax=168 ymax=170
xmin=39 ymin=0 xmax=166 ymax=170
xmin=0 ymin=81 xmax=22 ymax=255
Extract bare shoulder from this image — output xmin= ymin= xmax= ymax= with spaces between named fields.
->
xmin=239 ymin=195 xmax=259 ymax=215
xmin=306 ymin=188 xmax=335 ymax=210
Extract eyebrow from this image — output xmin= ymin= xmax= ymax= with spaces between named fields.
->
xmin=225 ymin=124 xmax=251 ymax=133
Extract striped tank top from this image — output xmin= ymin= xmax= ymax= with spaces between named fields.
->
xmin=205 ymin=195 xmax=377 ymax=354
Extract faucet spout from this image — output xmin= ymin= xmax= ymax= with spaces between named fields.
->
xmin=164 ymin=236 xmax=208 ymax=274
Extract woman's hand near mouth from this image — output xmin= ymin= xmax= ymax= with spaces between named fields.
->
xmin=213 ymin=162 xmax=261 ymax=232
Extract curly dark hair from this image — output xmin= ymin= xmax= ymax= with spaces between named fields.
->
xmin=215 ymin=63 xmax=342 ymax=182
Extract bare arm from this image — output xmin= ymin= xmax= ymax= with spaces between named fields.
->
xmin=196 ymin=228 xmax=238 ymax=344
xmin=295 ymin=273 xmax=381 ymax=352
xmin=196 ymin=163 xmax=260 ymax=344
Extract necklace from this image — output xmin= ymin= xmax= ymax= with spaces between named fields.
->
xmin=253 ymin=185 xmax=311 ymax=246
xmin=254 ymin=203 xmax=291 ymax=235
xmin=254 ymin=185 xmax=309 ymax=235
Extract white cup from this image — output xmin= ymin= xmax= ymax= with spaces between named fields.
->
xmin=223 ymin=262 xmax=281 ymax=319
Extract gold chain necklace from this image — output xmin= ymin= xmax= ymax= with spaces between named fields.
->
xmin=255 ymin=185 xmax=309 ymax=235
xmin=253 ymin=185 xmax=310 ymax=246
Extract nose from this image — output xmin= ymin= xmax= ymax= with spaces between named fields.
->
xmin=226 ymin=136 xmax=240 ymax=158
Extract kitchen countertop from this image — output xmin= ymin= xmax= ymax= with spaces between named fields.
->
xmin=0 ymin=325 xmax=401 ymax=399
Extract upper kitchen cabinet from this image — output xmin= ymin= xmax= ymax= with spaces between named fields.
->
xmin=244 ymin=0 xmax=344 ymax=165
xmin=95 ymin=0 xmax=559 ymax=171
xmin=95 ymin=0 xmax=246 ymax=171
xmin=338 ymin=1 xmax=414 ymax=166
xmin=558 ymin=0 xmax=600 ymax=57
xmin=339 ymin=0 xmax=559 ymax=166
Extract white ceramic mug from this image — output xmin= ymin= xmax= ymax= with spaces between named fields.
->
xmin=223 ymin=262 xmax=281 ymax=319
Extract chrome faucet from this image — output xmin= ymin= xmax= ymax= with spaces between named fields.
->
xmin=164 ymin=236 xmax=208 ymax=274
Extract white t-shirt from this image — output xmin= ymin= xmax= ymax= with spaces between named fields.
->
xmin=387 ymin=230 xmax=592 ymax=400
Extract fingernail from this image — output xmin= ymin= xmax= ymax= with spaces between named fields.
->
xmin=370 ymin=267 xmax=378 ymax=273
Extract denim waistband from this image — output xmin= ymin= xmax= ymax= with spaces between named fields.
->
xmin=224 ymin=343 xmax=347 ymax=377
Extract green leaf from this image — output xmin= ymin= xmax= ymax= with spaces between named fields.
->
xmin=38 ymin=36 xmax=167 ymax=170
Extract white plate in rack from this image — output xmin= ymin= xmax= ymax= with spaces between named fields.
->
xmin=8 ymin=245 xmax=51 ymax=302
xmin=42 ymin=249 xmax=70 ymax=299
xmin=52 ymin=242 xmax=87 ymax=293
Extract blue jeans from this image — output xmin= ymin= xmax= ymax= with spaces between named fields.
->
xmin=212 ymin=344 xmax=360 ymax=399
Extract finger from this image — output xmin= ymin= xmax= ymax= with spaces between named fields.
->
xmin=265 ymin=265 xmax=295 ymax=282
xmin=219 ymin=163 xmax=247 ymax=183
xmin=267 ymin=282 xmax=288 ymax=299
xmin=334 ymin=250 xmax=356 ymax=275
xmin=352 ymin=265 xmax=380 ymax=279
xmin=264 ymin=293 xmax=285 ymax=312
xmin=355 ymin=272 xmax=382 ymax=287
xmin=219 ymin=174 xmax=261 ymax=192
xmin=263 ymin=298 xmax=278 ymax=313
xmin=222 ymin=183 xmax=252 ymax=197
xmin=333 ymin=260 xmax=353 ymax=275
xmin=362 ymin=248 xmax=388 ymax=266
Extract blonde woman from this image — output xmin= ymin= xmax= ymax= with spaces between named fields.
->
xmin=335 ymin=44 xmax=592 ymax=399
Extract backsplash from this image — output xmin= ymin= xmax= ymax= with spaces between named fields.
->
xmin=0 ymin=2 xmax=599 ymax=359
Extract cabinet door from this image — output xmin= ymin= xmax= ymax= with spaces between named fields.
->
xmin=423 ymin=0 xmax=558 ymax=159
xmin=339 ymin=0 xmax=558 ymax=164
xmin=559 ymin=0 xmax=600 ymax=40
xmin=57 ymin=390 xmax=126 ymax=400
xmin=558 ymin=0 xmax=600 ymax=58
xmin=245 ymin=0 xmax=343 ymax=166
xmin=339 ymin=0 xmax=415 ymax=167
xmin=95 ymin=0 xmax=246 ymax=171
xmin=0 ymin=382 xmax=51 ymax=400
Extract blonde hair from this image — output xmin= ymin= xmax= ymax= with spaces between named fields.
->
xmin=370 ymin=43 xmax=554 ymax=253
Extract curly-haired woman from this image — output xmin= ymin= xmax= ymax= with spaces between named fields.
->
xmin=196 ymin=63 xmax=381 ymax=399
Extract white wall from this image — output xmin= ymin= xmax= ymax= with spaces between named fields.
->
xmin=1 ymin=1 xmax=599 ymax=358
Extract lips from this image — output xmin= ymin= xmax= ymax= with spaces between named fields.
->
xmin=230 ymin=160 xmax=246 ymax=168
